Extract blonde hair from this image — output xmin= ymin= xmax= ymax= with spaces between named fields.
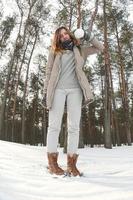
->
xmin=51 ymin=26 xmax=79 ymax=53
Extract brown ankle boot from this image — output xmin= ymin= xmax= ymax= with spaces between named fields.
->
xmin=47 ymin=152 xmax=64 ymax=175
xmin=67 ymin=154 xmax=82 ymax=176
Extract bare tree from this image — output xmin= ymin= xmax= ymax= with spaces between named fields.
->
xmin=103 ymin=0 xmax=112 ymax=148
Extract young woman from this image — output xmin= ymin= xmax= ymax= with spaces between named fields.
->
xmin=43 ymin=26 xmax=104 ymax=176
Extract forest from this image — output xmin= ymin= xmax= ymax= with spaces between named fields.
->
xmin=0 ymin=0 xmax=133 ymax=149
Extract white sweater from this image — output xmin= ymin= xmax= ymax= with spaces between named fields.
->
xmin=56 ymin=50 xmax=81 ymax=89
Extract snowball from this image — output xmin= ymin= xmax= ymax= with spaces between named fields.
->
xmin=74 ymin=28 xmax=84 ymax=39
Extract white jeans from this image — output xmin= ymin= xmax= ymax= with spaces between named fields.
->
xmin=46 ymin=88 xmax=83 ymax=154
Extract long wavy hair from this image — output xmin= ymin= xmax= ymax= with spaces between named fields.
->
xmin=51 ymin=26 xmax=79 ymax=53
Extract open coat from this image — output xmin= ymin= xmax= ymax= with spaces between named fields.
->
xmin=44 ymin=38 xmax=104 ymax=109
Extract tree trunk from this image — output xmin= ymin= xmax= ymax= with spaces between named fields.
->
xmin=0 ymin=58 xmax=14 ymax=139
xmin=114 ymin=18 xmax=132 ymax=145
xmin=21 ymin=32 xmax=38 ymax=143
xmin=76 ymin=0 xmax=82 ymax=28
xmin=109 ymin=62 xmax=121 ymax=146
xmin=11 ymin=5 xmax=32 ymax=141
xmin=12 ymin=36 xmax=30 ymax=141
xmin=103 ymin=0 xmax=112 ymax=149
xmin=78 ymin=118 xmax=84 ymax=148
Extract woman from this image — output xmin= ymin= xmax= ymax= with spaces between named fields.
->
xmin=43 ymin=26 xmax=104 ymax=176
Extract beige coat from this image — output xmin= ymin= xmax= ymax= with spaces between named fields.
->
xmin=44 ymin=38 xmax=104 ymax=109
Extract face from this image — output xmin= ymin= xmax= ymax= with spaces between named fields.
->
xmin=59 ymin=28 xmax=71 ymax=42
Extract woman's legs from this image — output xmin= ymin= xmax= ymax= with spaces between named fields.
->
xmin=47 ymin=89 xmax=66 ymax=153
xmin=47 ymin=88 xmax=83 ymax=153
xmin=67 ymin=88 xmax=83 ymax=154
xmin=46 ymin=89 xmax=66 ymax=175
xmin=46 ymin=88 xmax=83 ymax=176
xmin=66 ymin=88 xmax=83 ymax=176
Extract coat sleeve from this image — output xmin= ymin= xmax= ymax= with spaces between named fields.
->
xmin=43 ymin=49 xmax=55 ymax=93
xmin=80 ymin=36 xmax=104 ymax=60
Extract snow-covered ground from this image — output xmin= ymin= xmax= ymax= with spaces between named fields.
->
xmin=0 ymin=140 xmax=133 ymax=200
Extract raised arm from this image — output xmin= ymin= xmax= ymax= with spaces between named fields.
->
xmin=74 ymin=28 xmax=104 ymax=60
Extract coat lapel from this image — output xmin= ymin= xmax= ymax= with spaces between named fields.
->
xmin=54 ymin=52 xmax=62 ymax=67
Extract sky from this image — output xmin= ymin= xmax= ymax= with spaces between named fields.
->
xmin=1 ymin=0 xmax=133 ymax=19
xmin=1 ymin=0 xmax=132 ymax=58
xmin=0 ymin=140 xmax=133 ymax=200
xmin=1 ymin=0 xmax=132 ymax=59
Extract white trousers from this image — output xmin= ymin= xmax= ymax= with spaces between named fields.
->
xmin=46 ymin=88 xmax=83 ymax=154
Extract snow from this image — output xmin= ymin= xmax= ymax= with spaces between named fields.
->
xmin=0 ymin=140 xmax=133 ymax=200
